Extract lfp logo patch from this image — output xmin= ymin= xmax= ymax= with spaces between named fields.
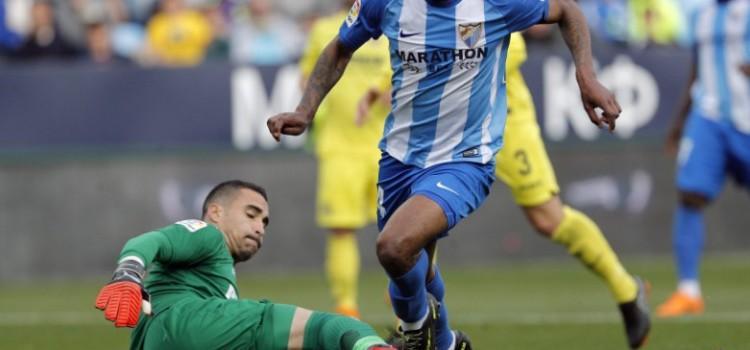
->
xmin=346 ymin=0 xmax=361 ymax=27
xmin=176 ymin=219 xmax=208 ymax=232
xmin=458 ymin=22 xmax=483 ymax=48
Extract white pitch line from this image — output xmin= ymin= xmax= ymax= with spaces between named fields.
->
xmin=2 ymin=311 xmax=750 ymax=326
xmin=364 ymin=311 xmax=750 ymax=325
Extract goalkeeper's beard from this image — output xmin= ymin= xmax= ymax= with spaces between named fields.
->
xmin=228 ymin=236 xmax=261 ymax=262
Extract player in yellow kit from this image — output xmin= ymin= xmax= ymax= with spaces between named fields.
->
xmin=298 ymin=0 xmax=391 ymax=319
xmin=497 ymin=32 xmax=649 ymax=349
xmin=360 ymin=33 xmax=650 ymax=349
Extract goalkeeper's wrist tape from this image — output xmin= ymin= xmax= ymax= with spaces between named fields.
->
xmin=112 ymin=257 xmax=146 ymax=284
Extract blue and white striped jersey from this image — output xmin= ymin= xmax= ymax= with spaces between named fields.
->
xmin=689 ymin=0 xmax=750 ymax=134
xmin=339 ymin=0 xmax=549 ymax=168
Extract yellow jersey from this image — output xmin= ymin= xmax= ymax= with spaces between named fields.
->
xmin=300 ymin=11 xmax=391 ymax=156
xmin=146 ymin=10 xmax=212 ymax=66
xmin=505 ymin=33 xmax=536 ymax=124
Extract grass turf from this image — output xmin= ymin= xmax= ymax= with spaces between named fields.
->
xmin=1 ymin=254 xmax=747 ymax=349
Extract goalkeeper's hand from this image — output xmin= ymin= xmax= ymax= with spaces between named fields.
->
xmin=94 ymin=259 xmax=151 ymax=327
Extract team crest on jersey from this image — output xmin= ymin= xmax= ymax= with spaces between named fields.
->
xmin=458 ymin=22 xmax=483 ymax=48
xmin=176 ymin=219 xmax=207 ymax=232
xmin=345 ymin=0 xmax=361 ymax=27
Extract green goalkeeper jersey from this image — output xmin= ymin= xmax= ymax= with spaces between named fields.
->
xmin=118 ymin=219 xmax=239 ymax=315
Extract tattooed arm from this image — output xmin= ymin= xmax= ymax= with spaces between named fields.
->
xmin=544 ymin=0 xmax=622 ymax=131
xmin=267 ymin=36 xmax=354 ymax=141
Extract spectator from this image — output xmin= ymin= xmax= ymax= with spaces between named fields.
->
xmin=5 ymin=0 xmax=81 ymax=61
xmin=194 ymin=0 xmax=230 ymax=61
xmin=230 ymin=0 xmax=303 ymax=66
xmin=145 ymin=0 xmax=213 ymax=67
xmin=79 ymin=0 xmax=127 ymax=64
xmin=629 ymin=0 xmax=683 ymax=47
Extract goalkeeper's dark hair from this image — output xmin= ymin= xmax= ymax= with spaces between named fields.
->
xmin=202 ymin=180 xmax=268 ymax=217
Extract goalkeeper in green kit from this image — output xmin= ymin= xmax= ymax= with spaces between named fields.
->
xmin=94 ymin=180 xmax=396 ymax=350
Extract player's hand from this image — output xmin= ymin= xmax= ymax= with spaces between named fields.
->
xmin=665 ymin=125 xmax=683 ymax=156
xmin=577 ymin=73 xmax=621 ymax=132
xmin=739 ymin=63 xmax=750 ymax=77
xmin=266 ymin=112 xmax=311 ymax=142
xmin=357 ymin=88 xmax=381 ymax=127
xmin=94 ymin=259 xmax=151 ymax=327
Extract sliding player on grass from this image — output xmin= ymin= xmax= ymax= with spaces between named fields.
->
xmin=94 ymin=180 xmax=396 ymax=350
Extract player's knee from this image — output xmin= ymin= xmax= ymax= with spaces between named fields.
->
xmin=525 ymin=208 xmax=562 ymax=237
xmin=376 ymin=235 xmax=409 ymax=274
xmin=679 ymin=192 xmax=709 ymax=210
xmin=528 ymin=215 xmax=559 ymax=238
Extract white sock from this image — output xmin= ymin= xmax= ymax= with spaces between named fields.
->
xmin=678 ymin=279 xmax=702 ymax=298
xmin=399 ymin=306 xmax=428 ymax=331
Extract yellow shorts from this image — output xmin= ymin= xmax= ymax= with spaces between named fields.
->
xmin=495 ymin=114 xmax=560 ymax=207
xmin=316 ymin=152 xmax=379 ymax=229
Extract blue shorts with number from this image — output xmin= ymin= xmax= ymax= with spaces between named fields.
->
xmin=677 ymin=112 xmax=750 ymax=199
xmin=376 ymin=152 xmax=496 ymax=235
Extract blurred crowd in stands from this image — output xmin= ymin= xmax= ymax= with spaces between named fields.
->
xmin=0 ymin=0 xmax=708 ymax=67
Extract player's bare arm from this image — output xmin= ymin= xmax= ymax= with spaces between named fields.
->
xmin=666 ymin=55 xmax=698 ymax=155
xmin=739 ymin=62 xmax=750 ymax=77
xmin=267 ymin=36 xmax=355 ymax=141
xmin=544 ymin=0 xmax=622 ymax=132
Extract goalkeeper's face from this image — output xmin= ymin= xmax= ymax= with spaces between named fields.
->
xmin=214 ymin=188 xmax=270 ymax=262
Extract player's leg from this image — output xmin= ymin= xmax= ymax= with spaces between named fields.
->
xmin=318 ymin=154 xmax=373 ymax=318
xmin=141 ymin=298 xmax=266 ymax=350
xmin=378 ymin=194 xmax=445 ymax=346
xmin=424 ymin=257 xmax=467 ymax=350
xmin=326 ymin=228 xmax=360 ymax=318
xmin=497 ymin=117 xmax=648 ymax=348
xmin=658 ymin=115 xmax=727 ymax=317
xmin=497 ymin=118 xmax=638 ymax=303
xmin=657 ymin=191 xmax=709 ymax=317
xmin=525 ymin=198 xmax=638 ymax=302
xmin=384 ymin=243 xmax=470 ymax=350
xmin=257 ymin=303 xmax=394 ymax=350
xmin=377 ymin=155 xmax=494 ymax=350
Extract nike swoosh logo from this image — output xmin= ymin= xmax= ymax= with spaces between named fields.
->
xmin=436 ymin=181 xmax=459 ymax=196
xmin=399 ymin=29 xmax=420 ymax=38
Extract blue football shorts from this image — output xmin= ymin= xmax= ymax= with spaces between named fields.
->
xmin=376 ymin=152 xmax=496 ymax=235
xmin=676 ymin=111 xmax=750 ymax=199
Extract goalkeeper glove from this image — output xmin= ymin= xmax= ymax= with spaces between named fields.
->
xmin=94 ymin=258 xmax=151 ymax=327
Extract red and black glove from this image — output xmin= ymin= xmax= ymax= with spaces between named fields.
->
xmin=94 ymin=259 xmax=150 ymax=327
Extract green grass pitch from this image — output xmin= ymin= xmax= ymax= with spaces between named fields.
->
xmin=1 ymin=254 xmax=747 ymax=349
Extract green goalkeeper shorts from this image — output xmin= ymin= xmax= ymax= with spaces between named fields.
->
xmin=133 ymin=297 xmax=299 ymax=350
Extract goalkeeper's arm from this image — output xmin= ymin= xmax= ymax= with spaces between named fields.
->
xmin=93 ymin=230 xmax=169 ymax=328
xmin=93 ymin=224 xmax=222 ymax=327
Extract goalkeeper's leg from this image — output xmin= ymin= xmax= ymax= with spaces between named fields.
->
xmin=259 ymin=303 xmax=392 ymax=350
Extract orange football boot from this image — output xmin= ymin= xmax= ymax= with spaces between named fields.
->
xmin=656 ymin=291 xmax=705 ymax=317
xmin=335 ymin=305 xmax=361 ymax=319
